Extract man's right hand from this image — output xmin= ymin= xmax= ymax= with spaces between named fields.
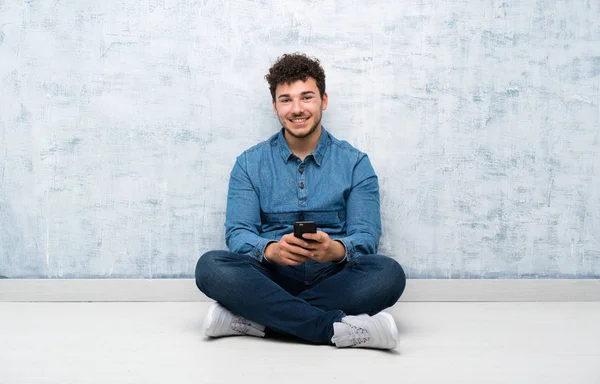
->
xmin=264 ymin=234 xmax=313 ymax=266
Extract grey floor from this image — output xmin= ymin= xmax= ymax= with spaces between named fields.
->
xmin=1 ymin=302 xmax=599 ymax=384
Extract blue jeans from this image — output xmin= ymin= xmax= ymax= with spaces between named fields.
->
xmin=195 ymin=251 xmax=406 ymax=345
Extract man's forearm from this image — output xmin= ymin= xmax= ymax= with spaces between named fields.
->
xmin=226 ymin=228 xmax=273 ymax=262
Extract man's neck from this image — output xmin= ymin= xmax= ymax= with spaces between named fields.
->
xmin=284 ymin=126 xmax=322 ymax=161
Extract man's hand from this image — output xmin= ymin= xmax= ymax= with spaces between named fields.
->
xmin=301 ymin=231 xmax=346 ymax=263
xmin=264 ymin=234 xmax=313 ymax=266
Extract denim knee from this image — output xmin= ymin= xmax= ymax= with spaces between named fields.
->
xmin=390 ymin=258 xmax=407 ymax=301
xmin=195 ymin=250 xmax=221 ymax=293
xmin=377 ymin=256 xmax=407 ymax=303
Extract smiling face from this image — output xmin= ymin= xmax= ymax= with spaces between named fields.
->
xmin=272 ymin=77 xmax=328 ymax=140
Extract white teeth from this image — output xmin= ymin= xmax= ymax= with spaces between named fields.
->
xmin=292 ymin=118 xmax=307 ymax=122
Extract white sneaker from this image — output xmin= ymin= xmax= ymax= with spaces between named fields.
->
xmin=202 ymin=302 xmax=266 ymax=338
xmin=331 ymin=312 xmax=399 ymax=349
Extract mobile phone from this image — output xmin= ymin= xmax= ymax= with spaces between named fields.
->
xmin=294 ymin=220 xmax=317 ymax=239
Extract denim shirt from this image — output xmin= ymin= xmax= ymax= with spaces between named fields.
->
xmin=225 ymin=127 xmax=382 ymax=263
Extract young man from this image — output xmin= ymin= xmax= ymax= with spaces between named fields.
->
xmin=195 ymin=53 xmax=406 ymax=349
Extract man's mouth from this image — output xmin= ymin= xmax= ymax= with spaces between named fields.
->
xmin=290 ymin=116 xmax=309 ymax=125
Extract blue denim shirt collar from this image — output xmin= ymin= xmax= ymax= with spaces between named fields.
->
xmin=274 ymin=126 xmax=331 ymax=166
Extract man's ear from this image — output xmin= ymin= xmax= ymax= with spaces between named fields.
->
xmin=321 ymin=92 xmax=329 ymax=111
xmin=272 ymin=99 xmax=277 ymax=113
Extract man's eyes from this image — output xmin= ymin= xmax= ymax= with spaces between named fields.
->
xmin=279 ymin=96 xmax=313 ymax=103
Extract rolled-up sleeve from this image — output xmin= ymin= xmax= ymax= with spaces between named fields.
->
xmin=224 ymin=154 xmax=271 ymax=262
xmin=334 ymin=154 xmax=382 ymax=262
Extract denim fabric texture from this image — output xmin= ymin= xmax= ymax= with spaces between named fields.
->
xmin=225 ymin=127 xmax=382 ymax=263
xmin=196 ymin=251 xmax=405 ymax=344
xmin=196 ymin=127 xmax=406 ymax=345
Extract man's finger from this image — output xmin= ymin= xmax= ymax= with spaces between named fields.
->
xmin=286 ymin=252 xmax=309 ymax=261
xmin=284 ymin=259 xmax=303 ymax=266
xmin=288 ymin=244 xmax=313 ymax=257
xmin=283 ymin=251 xmax=310 ymax=263
xmin=286 ymin=234 xmax=311 ymax=248
xmin=301 ymin=233 xmax=318 ymax=242
xmin=303 ymin=231 xmax=326 ymax=243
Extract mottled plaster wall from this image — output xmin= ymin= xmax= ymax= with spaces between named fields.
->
xmin=0 ymin=0 xmax=598 ymax=278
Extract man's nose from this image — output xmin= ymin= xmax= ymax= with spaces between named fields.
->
xmin=292 ymin=99 xmax=304 ymax=114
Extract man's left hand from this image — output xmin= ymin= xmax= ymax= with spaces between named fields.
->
xmin=300 ymin=231 xmax=346 ymax=263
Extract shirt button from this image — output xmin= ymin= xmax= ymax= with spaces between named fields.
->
xmin=299 ymin=182 xmax=304 ymax=189
xmin=338 ymin=213 xmax=343 ymax=219
xmin=299 ymin=167 xmax=304 ymax=174
xmin=299 ymin=214 xmax=304 ymax=220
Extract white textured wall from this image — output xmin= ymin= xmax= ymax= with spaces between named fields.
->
xmin=0 ymin=0 xmax=599 ymax=278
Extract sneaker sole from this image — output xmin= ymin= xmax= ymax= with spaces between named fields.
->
xmin=378 ymin=312 xmax=399 ymax=347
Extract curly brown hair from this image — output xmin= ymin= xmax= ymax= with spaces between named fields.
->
xmin=265 ymin=53 xmax=326 ymax=101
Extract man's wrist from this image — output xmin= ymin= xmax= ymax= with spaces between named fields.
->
xmin=329 ymin=240 xmax=346 ymax=262
xmin=264 ymin=241 xmax=277 ymax=263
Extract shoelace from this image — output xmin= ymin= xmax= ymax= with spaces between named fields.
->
xmin=347 ymin=324 xmax=370 ymax=346
xmin=231 ymin=316 xmax=252 ymax=334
